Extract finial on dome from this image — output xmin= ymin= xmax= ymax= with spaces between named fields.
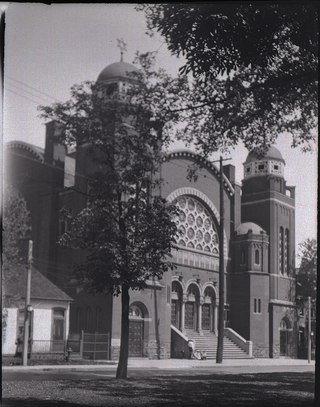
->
xmin=117 ymin=38 xmax=127 ymax=62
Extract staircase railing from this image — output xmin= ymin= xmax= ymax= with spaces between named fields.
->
xmin=224 ymin=328 xmax=253 ymax=357
xmin=171 ymin=325 xmax=189 ymax=358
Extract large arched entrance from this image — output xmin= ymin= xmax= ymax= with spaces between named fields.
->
xmin=129 ymin=304 xmax=144 ymax=357
xmin=185 ymin=284 xmax=200 ymax=330
xmin=280 ymin=318 xmax=290 ymax=356
xmin=202 ymin=286 xmax=216 ymax=332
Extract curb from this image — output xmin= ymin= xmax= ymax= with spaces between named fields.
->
xmin=2 ymin=359 xmax=315 ymax=373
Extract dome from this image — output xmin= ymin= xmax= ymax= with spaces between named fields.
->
xmin=245 ymin=146 xmax=285 ymax=164
xmin=236 ymin=222 xmax=266 ymax=235
xmin=97 ymin=61 xmax=139 ymax=82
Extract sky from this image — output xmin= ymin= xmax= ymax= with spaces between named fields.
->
xmin=3 ymin=3 xmax=318 ymax=261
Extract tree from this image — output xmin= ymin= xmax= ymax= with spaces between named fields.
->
xmin=2 ymin=184 xmax=31 ymax=339
xmin=3 ymin=183 xmax=31 ymax=275
xmin=296 ymin=238 xmax=317 ymax=301
xmin=39 ymin=54 xmax=182 ymax=379
xmin=139 ymin=3 xmax=318 ymax=154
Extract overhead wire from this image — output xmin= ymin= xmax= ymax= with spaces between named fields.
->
xmin=6 ymin=88 xmax=45 ymax=107
xmin=5 ymin=75 xmax=60 ymax=102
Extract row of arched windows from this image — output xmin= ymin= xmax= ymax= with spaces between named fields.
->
xmin=76 ymin=306 xmax=102 ymax=333
xmin=279 ymin=227 xmax=290 ymax=274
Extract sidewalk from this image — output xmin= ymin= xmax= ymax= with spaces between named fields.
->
xmin=2 ymin=357 xmax=315 ymax=372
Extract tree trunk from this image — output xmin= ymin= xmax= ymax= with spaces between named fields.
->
xmin=153 ymin=283 xmax=161 ymax=359
xmin=116 ymin=284 xmax=130 ymax=379
xmin=216 ymin=156 xmax=225 ymax=363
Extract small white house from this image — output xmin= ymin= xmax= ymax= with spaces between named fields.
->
xmin=3 ymin=266 xmax=73 ymax=356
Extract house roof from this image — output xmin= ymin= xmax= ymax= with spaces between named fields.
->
xmin=4 ymin=265 xmax=73 ymax=303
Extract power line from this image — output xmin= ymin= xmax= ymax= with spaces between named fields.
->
xmin=6 ymin=88 xmax=44 ymax=107
xmin=6 ymin=75 xmax=60 ymax=102
xmin=7 ymin=82 xmax=53 ymax=104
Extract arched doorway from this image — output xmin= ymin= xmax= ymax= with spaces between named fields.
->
xmin=185 ymin=284 xmax=200 ymax=330
xmin=202 ymin=286 xmax=216 ymax=331
xmin=171 ymin=281 xmax=183 ymax=329
xmin=129 ymin=304 xmax=144 ymax=357
xmin=280 ymin=318 xmax=290 ymax=356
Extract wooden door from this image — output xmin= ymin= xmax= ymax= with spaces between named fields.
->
xmin=185 ymin=302 xmax=195 ymax=329
xmin=280 ymin=330 xmax=288 ymax=356
xmin=202 ymin=304 xmax=211 ymax=330
xmin=129 ymin=320 xmax=144 ymax=357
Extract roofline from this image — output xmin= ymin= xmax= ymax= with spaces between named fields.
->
xmin=31 ymin=296 xmax=73 ymax=302
xmin=164 ymin=149 xmax=235 ymax=196
xmin=6 ymin=141 xmax=44 ymax=163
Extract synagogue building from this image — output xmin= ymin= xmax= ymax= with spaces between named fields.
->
xmin=6 ymin=59 xmax=298 ymax=360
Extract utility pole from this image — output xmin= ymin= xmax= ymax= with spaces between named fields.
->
xmin=210 ymin=156 xmax=231 ymax=364
xmin=22 ymin=240 xmax=33 ymax=366
xmin=308 ymin=296 xmax=311 ymax=364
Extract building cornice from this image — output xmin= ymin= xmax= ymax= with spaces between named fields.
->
xmin=164 ymin=150 xmax=234 ymax=196
xmin=241 ymin=197 xmax=295 ymax=209
xmin=269 ymin=299 xmax=296 ymax=307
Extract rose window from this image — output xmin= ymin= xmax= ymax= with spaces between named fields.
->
xmin=175 ymin=196 xmax=219 ymax=254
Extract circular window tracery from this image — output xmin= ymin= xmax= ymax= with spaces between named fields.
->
xmin=176 ymin=196 xmax=219 ymax=254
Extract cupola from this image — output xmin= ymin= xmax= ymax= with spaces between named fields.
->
xmin=244 ymin=146 xmax=285 ymax=180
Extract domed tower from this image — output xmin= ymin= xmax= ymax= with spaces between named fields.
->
xmin=94 ymin=60 xmax=139 ymax=103
xmin=239 ymin=146 xmax=297 ymax=358
xmin=241 ymin=146 xmax=295 ymax=277
xmin=229 ymin=222 xmax=270 ymax=356
xmin=76 ymin=59 xmax=140 ymax=191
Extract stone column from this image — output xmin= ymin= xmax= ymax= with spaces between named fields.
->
xmin=181 ymin=294 xmax=187 ymax=334
xmin=198 ymin=296 xmax=204 ymax=335
xmin=214 ymin=305 xmax=218 ymax=334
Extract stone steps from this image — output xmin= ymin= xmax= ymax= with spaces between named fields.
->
xmin=185 ymin=330 xmax=251 ymax=359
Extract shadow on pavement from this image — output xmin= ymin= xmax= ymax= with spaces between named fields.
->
xmin=2 ymin=400 xmax=83 ymax=407
xmin=3 ymin=372 xmax=315 ymax=407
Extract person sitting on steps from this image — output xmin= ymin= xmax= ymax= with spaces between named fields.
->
xmin=187 ymin=339 xmax=195 ymax=359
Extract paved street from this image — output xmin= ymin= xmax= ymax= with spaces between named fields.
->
xmin=2 ymin=359 xmax=316 ymax=407
xmin=3 ymin=361 xmax=316 ymax=381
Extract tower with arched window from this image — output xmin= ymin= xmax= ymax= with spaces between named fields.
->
xmin=238 ymin=146 xmax=297 ymax=357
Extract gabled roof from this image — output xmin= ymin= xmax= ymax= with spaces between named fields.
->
xmin=4 ymin=265 xmax=73 ymax=303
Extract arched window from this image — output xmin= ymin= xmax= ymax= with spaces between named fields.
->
xmin=175 ymin=196 xmax=219 ymax=254
xmin=279 ymin=227 xmax=284 ymax=274
xmin=171 ymin=281 xmax=183 ymax=328
xmin=255 ymin=249 xmax=260 ymax=265
xmin=280 ymin=318 xmax=291 ymax=356
xmin=241 ymin=248 xmax=246 ymax=265
xmin=129 ymin=304 xmax=144 ymax=319
xmin=285 ymin=229 xmax=290 ymax=274
xmin=280 ymin=319 xmax=288 ymax=330
xmin=188 ymin=284 xmax=199 ymax=297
